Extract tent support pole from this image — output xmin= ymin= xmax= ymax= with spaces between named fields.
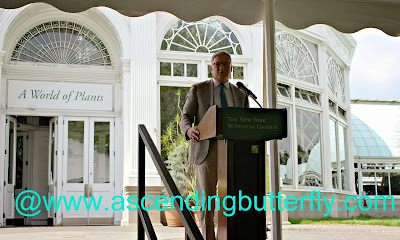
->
xmin=263 ymin=0 xmax=282 ymax=239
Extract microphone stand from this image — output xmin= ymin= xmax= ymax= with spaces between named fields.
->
xmin=250 ymin=95 xmax=263 ymax=108
xmin=237 ymin=81 xmax=263 ymax=108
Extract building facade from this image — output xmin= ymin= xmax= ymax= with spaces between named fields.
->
xmin=0 ymin=4 xmax=358 ymax=226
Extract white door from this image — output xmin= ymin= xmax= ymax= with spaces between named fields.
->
xmin=62 ymin=117 xmax=114 ymax=225
xmin=14 ymin=132 xmax=30 ymax=223
xmin=62 ymin=117 xmax=89 ymax=221
xmin=88 ymin=118 xmax=115 ymax=223
xmin=48 ymin=118 xmax=57 ymax=224
xmin=4 ymin=116 xmax=17 ymax=222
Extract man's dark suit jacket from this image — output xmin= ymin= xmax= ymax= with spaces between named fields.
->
xmin=180 ymin=79 xmax=249 ymax=164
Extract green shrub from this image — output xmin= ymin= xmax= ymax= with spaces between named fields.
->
xmin=161 ymin=90 xmax=195 ymax=199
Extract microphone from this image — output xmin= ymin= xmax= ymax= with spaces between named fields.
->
xmin=236 ymin=82 xmax=257 ymax=99
xmin=236 ymin=82 xmax=263 ymax=108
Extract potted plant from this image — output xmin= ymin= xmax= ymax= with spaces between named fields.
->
xmin=160 ymin=90 xmax=196 ymax=227
xmin=161 ymin=139 xmax=189 ymax=227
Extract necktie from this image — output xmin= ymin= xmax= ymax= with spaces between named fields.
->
xmin=220 ymin=84 xmax=228 ymax=107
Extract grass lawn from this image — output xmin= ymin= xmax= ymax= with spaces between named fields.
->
xmin=289 ymin=215 xmax=400 ymax=227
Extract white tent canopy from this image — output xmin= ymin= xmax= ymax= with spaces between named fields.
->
xmin=1 ymin=0 xmax=400 ymax=35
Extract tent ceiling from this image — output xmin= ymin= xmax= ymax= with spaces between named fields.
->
xmin=1 ymin=0 xmax=400 ymax=36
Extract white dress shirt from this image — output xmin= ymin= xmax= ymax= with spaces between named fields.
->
xmin=212 ymin=79 xmax=234 ymax=107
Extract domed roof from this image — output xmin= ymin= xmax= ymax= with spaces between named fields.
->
xmin=352 ymin=114 xmax=392 ymax=157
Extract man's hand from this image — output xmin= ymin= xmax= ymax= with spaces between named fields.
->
xmin=187 ymin=127 xmax=200 ymax=143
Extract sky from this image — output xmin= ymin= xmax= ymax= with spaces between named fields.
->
xmin=349 ymin=29 xmax=400 ymax=156
xmin=349 ymin=29 xmax=400 ymax=100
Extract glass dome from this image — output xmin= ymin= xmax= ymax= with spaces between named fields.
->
xmin=352 ymin=114 xmax=392 ymax=157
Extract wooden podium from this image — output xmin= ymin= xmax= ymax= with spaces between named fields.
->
xmin=197 ymin=106 xmax=287 ymax=240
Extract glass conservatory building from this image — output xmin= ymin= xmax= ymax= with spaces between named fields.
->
xmin=0 ymin=4 xmax=366 ymax=226
xmin=352 ymin=110 xmax=400 ymax=217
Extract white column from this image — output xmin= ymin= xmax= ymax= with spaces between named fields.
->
xmin=250 ymin=23 xmax=264 ymax=107
xmin=0 ymin=51 xmax=5 ymax=227
xmin=120 ymin=57 xmax=131 ymax=187
xmin=319 ymin=42 xmax=334 ymax=191
xmin=130 ymin=13 xmax=161 ymax=186
xmin=118 ymin=57 xmax=130 ymax=225
xmin=344 ymin=66 xmax=357 ymax=195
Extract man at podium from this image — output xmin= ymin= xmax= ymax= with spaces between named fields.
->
xmin=180 ymin=50 xmax=249 ymax=240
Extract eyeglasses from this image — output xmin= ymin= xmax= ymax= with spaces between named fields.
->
xmin=213 ymin=62 xmax=231 ymax=68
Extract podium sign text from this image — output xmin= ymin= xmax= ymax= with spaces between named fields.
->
xmin=221 ymin=107 xmax=287 ymax=141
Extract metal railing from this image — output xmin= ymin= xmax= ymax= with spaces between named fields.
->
xmin=138 ymin=124 xmax=204 ymax=240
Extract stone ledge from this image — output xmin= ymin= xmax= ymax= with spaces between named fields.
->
xmin=124 ymin=185 xmax=164 ymax=225
xmin=125 ymin=185 xmax=164 ymax=194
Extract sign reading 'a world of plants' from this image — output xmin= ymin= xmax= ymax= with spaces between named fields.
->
xmin=7 ymin=80 xmax=113 ymax=111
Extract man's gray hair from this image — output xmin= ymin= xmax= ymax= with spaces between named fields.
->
xmin=211 ymin=50 xmax=232 ymax=63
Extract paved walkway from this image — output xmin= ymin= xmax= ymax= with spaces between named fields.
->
xmin=1 ymin=224 xmax=400 ymax=240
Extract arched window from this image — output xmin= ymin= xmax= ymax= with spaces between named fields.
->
xmin=161 ymin=18 xmax=242 ymax=55
xmin=327 ymin=57 xmax=345 ymax=102
xmin=11 ymin=21 xmax=111 ymax=66
xmin=158 ymin=17 xmax=245 ymax=143
xmin=275 ymin=32 xmax=319 ymax=85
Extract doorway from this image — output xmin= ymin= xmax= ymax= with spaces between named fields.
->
xmin=4 ymin=116 xmax=53 ymax=226
xmin=3 ymin=116 xmax=115 ymax=226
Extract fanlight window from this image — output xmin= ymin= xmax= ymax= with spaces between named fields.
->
xmin=11 ymin=21 xmax=111 ymax=66
xmin=275 ymin=32 xmax=319 ymax=85
xmin=161 ymin=18 xmax=242 ymax=55
xmin=327 ymin=58 xmax=345 ymax=102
